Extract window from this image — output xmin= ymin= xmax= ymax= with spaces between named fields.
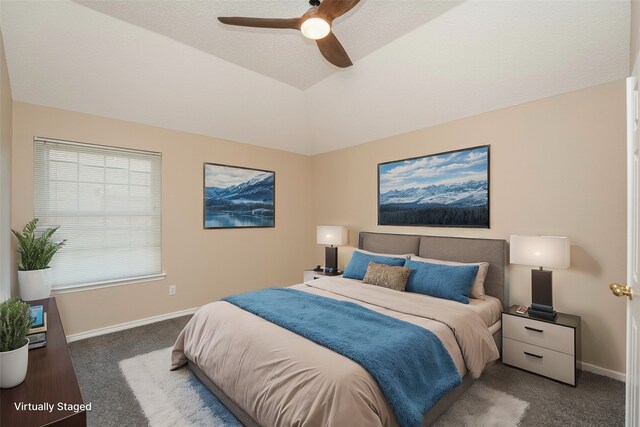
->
xmin=34 ymin=138 xmax=162 ymax=290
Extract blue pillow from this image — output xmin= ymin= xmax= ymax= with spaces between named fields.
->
xmin=343 ymin=251 xmax=407 ymax=280
xmin=404 ymin=260 xmax=479 ymax=304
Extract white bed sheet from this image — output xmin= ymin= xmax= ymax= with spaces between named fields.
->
xmin=467 ymin=295 xmax=503 ymax=327
xmin=489 ymin=320 xmax=502 ymax=335
xmin=333 ymin=277 xmax=503 ymax=328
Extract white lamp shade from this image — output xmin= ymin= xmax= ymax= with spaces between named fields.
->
xmin=510 ymin=235 xmax=570 ymax=269
xmin=317 ymin=226 xmax=348 ymax=246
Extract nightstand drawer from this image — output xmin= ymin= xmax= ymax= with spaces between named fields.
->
xmin=503 ymin=314 xmax=574 ymax=355
xmin=503 ymin=338 xmax=575 ymax=385
xmin=304 ymin=270 xmax=343 ymax=282
xmin=303 ymin=271 xmax=320 ymax=282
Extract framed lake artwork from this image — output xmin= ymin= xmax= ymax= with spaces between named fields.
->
xmin=378 ymin=145 xmax=490 ymax=228
xmin=203 ymin=163 xmax=275 ymax=229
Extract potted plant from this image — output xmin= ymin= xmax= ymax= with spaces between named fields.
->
xmin=12 ymin=218 xmax=66 ymax=301
xmin=0 ymin=298 xmax=33 ymax=388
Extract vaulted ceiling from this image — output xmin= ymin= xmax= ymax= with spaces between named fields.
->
xmin=0 ymin=1 xmax=630 ymax=155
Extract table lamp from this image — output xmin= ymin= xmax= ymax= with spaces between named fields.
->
xmin=317 ymin=226 xmax=348 ymax=274
xmin=510 ymin=235 xmax=570 ymax=320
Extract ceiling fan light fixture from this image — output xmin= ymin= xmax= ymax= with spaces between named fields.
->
xmin=217 ymin=0 xmax=360 ymax=67
xmin=300 ymin=17 xmax=330 ymax=40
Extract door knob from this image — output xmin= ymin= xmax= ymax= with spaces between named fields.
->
xmin=610 ymin=283 xmax=633 ymax=300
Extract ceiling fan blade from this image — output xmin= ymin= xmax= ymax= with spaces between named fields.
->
xmin=316 ymin=32 xmax=353 ymax=68
xmin=317 ymin=0 xmax=361 ymax=21
xmin=217 ymin=17 xmax=300 ymax=30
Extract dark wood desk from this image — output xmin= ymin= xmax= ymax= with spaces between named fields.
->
xmin=1 ymin=297 xmax=86 ymax=426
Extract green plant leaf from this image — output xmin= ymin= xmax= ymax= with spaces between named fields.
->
xmin=0 ymin=298 xmax=33 ymax=352
xmin=11 ymin=218 xmax=66 ymax=271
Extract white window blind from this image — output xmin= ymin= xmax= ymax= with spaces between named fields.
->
xmin=34 ymin=138 xmax=162 ymax=290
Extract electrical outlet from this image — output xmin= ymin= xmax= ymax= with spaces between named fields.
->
xmin=169 ymin=285 xmax=176 ymax=296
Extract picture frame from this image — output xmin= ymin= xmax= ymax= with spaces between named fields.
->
xmin=378 ymin=145 xmax=490 ymax=228
xmin=203 ymin=163 xmax=275 ymax=229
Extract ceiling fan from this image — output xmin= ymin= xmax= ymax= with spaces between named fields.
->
xmin=217 ymin=0 xmax=360 ymax=68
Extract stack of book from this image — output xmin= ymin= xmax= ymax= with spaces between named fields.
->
xmin=27 ymin=305 xmax=47 ymax=349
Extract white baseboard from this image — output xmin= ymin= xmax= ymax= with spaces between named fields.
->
xmin=578 ymin=361 xmax=626 ymax=382
xmin=66 ymin=306 xmax=199 ymax=343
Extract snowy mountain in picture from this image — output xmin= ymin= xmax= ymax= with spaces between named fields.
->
xmin=379 ymin=180 xmax=488 ymax=207
xmin=205 ymin=173 xmax=274 ymax=204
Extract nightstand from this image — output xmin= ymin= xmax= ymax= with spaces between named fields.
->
xmin=502 ymin=305 xmax=581 ymax=386
xmin=303 ymin=269 xmax=343 ymax=282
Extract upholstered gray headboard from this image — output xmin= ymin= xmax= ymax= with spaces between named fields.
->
xmin=359 ymin=232 xmax=509 ymax=308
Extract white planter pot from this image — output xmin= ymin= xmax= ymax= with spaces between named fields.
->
xmin=0 ymin=339 xmax=29 ymax=388
xmin=18 ymin=268 xmax=52 ymax=301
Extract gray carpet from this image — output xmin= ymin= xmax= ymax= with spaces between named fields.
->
xmin=69 ymin=316 xmax=191 ymax=427
xmin=69 ymin=316 xmax=625 ymax=427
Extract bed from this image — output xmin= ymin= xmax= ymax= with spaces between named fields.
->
xmin=171 ymin=232 xmax=508 ymax=426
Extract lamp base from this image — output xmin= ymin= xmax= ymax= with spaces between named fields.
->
xmin=528 ymin=308 xmax=558 ymax=320
xmin=531 ymin=268 xmax=553 ymax=303
xmin=325 ymin=246 xmax=338 ymax=273
xmin=529 ymin=303 xmax=557 ymax=320
xmin=529 ymin=269 xmax=556 ymax=320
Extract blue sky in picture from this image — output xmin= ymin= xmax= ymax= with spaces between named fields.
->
xmin=379 ymin=146 xmax=488 ymax=194
xmin=205 ymin=164 xmax=267 ymax=189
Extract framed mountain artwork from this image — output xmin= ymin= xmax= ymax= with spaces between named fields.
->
xmin=378 ymin=145 xmax=490 ymax=228
xmin=203 ymin=163 xmax=275 ymax=229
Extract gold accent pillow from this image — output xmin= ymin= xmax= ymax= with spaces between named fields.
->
xmin=363 ymin=262 xmax=411 ymax=292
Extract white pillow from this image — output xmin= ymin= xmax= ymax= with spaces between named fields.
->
xmin=409 ymin=255 xmax=489 ymax=300
xmin=355 ymin=249 xmax=413 ymax=260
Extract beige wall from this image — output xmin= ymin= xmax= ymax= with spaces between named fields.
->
xmin=0 ymin=30 xmax=12 ymax=302
xmin=10 ymin=80 xmax=627 ymax=373
xmin=633 ymin=0 xmax=640 ymax=72
xmin=11 ymin=102 xmax=315 ymax=334
xmin=311 ymin=80 xmax=627 ymax=374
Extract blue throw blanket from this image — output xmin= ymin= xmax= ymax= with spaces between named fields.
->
xmin=223 ymin=288 xmax=461 ymax=427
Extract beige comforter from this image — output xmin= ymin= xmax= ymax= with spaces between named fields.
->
xmin=171 ymin=277 xmax=499 ymax=426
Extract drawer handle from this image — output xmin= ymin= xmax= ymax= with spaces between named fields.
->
xmin=524 ymin=326 xmax=544 ymax=333
xmin=524 ymin=351 xmax=543 ymax=359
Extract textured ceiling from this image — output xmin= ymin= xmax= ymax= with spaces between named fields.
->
xmin=0 ymin=1 xmax=631 ymax=155
xmin=75 ymin=0 xmax=462 ymax=90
